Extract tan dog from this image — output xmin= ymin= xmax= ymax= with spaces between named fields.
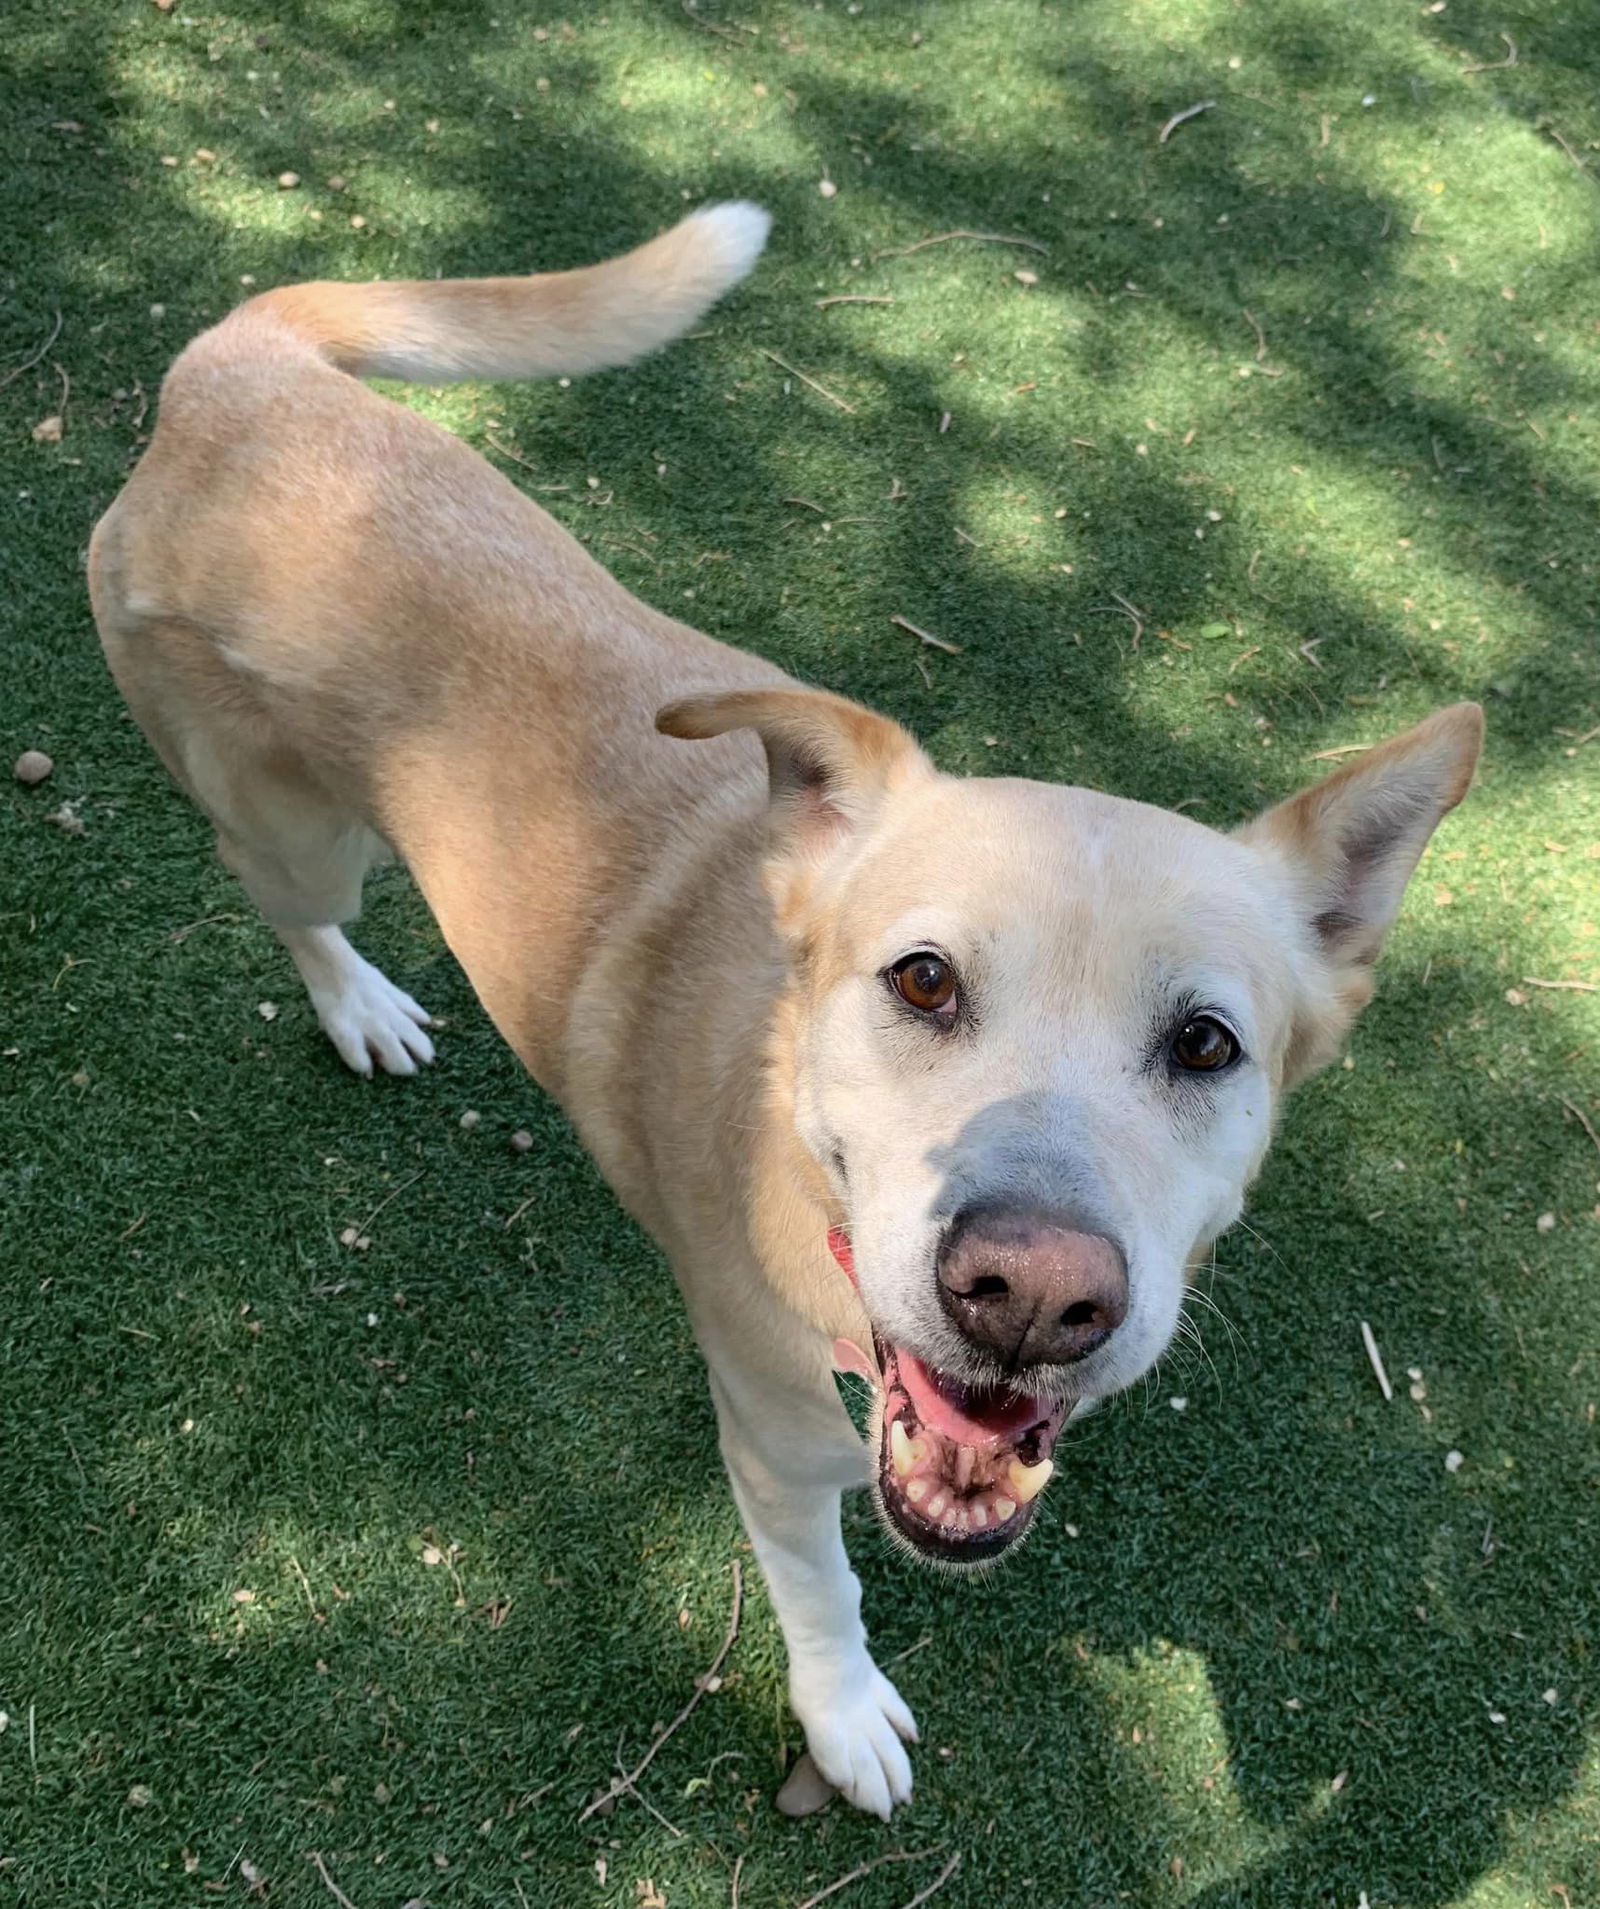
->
xmin=90 ymin=204 xmax=1483 ymax=1819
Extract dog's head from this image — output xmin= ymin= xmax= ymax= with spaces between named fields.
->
xmin=659 ymin=687 xmax=1483 ymax=1565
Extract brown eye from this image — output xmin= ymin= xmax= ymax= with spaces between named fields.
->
xmin=1171 ymin=1016 xmax=1239 ymax=1072
xmin=890 ymin=953 xmax=957 ymax=1017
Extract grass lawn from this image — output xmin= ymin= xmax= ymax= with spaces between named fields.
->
xmin=4 ymin=0 xmax=1599 ymax=1903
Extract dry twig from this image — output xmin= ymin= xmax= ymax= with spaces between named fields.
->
xmin=1158 ymin=100 xmax=1216 ymax=144
xmin=890 ymin=613 xmax=962 ymax=655
xmin=1560 ymin=1098 xmax=1600 ymax=1160
xmin=1242 ymin=308 xmax=1269 ymax=362
xmin=1461 ymin=32 xmax=1517 ymax=73
xmin=1309 ymin=742 xmax=1372 ymax=761
xmin=578 ymin=1561 xmax=743 ymax=1822
xmin=307 ymin=1852 xmax=361 ymax=1909
xmin=1539 ymin=120 xmax=1598 ymax=184
xmin=1360 ymin=1320 xmax=1394 ymax=1402
xmin=1521 ymin=976 xmax=1598 ymax=994
xmin=816 ymin=294 xmax=894 ymax=309
xmin=758 ymin=347 xmax=855 ymax=413
xmin=872 ymin=228 xmax=1047 ymax=261
xmin=348 ymin=1170 xmax=426 ymax=1242
xmin=0 ymin=311 xmax=63 ymax=393
xmin=796 ymin=1850 xmax=943 ymax=1909
xmin=1087 ymin=591 xmax=1145 ymax=650
xmin=899 ymin=1855 xmax=962 ymax=1909
xmin=681 ymin=0 xmax=744 ymax=40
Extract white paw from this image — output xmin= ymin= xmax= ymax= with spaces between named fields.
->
xmin=790 ymin=1656 xmax=918 ymax=1820
xmin=312 ymin=959 xmax=435 ymax=1077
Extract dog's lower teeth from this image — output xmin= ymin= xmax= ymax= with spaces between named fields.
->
xmin=925 ymin=1488 xmax=950 ymax=1518
xmin=993 ymin=1496 xmax=1017 ymax=1521
xmin=970 ymin=1499 xmax=989 ymax=1529
xmin=1007 ymin=1455 xmax=1054 ymax=1504
xmin=905 ymin=1476 xmax=930 ymax=1505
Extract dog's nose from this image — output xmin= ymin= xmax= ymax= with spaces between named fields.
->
xmin=936 ymin=1204 xmax=1128 ymax=1369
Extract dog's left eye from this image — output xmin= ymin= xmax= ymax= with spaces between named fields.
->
xmin=1170 ymin=1015 xmax=1239 ymax=1072
xmin=888 ymin=952 xmax=958 ymax=1018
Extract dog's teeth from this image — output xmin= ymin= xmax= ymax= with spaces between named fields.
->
xmin=890 ymin=1419 xmax=916 ymax=1478
xmin=970 ymin=1498 xmax=989 ymax=1530
xmin=993 ymin=1496 xmax=1017 ymax=1522
xmin=1007 ymin=1456 xmax=1055 ymax=1504
xmin=941 ymin=1504 xmax=961 ymax=1528
xmin=925 ymin=1488 xmax=950 ymax=1519
xmin=905 ymin=1476 xmax=930 ymax=1505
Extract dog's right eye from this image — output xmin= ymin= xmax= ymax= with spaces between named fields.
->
xmin=888 ymin=952 xmax=958 ymax=1019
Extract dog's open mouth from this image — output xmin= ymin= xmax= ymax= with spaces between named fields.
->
xmin=873 ymin=1338 xmax=1066 ymax=1563
xmin=826 ymin=1227 xmax=1066 ymax=1563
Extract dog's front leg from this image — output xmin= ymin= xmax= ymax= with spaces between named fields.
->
xmin=705 ymin=1355 xmax=918 ymax=1819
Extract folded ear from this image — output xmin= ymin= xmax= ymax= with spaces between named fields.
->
xmin=1238 ymin=701 xmax=1484 ymax=1079
xmin=657 ymin=685 xmax=931 ymax=923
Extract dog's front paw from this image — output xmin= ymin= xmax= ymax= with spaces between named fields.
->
xmin=789 ymin=1655 xmax=919 ymax=1820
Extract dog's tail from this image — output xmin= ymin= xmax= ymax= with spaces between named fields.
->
xmin=231 ymin=201 xmax=770 ymax=383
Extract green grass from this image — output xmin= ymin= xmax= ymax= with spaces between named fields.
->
xmin=3 ymin=0 xmax=1599 ymax=1902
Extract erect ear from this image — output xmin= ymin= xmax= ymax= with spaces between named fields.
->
xmin=656 ymin=685 xmax=931 ymax=923
xmin=1237 ymin=702 xmax=1484 ymax=1078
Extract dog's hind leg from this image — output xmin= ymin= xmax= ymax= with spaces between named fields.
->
xmin=703 ymin=1341 xmax=918 ymax=1820
xmin=98 ymin=615 xmax=435 ymax=1077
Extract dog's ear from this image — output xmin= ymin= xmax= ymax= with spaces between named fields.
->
xmin=657 ymin=686 xmax=931 ymax=922
xmin=1238 ymin=701 xmax=1484 ymax=1080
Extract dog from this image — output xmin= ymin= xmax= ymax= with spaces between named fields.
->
xmin=89 ymin=203 xmax=1483 ymax=1819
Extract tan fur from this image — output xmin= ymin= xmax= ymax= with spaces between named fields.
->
xmin=89 ymin=205 xmax=1483 ymax=1818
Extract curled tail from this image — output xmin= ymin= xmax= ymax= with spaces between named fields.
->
xmin=229 ymin=201 xmax=770 ymax=383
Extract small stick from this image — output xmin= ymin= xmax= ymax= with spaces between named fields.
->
xmin=1309 ymin=742 xmax=1372 ymax=761
xmin=1242 ymin=308 xmax=1269 ymax=362
xmin=1158 ymin=100 xmax=1216 ymax=145
xmin=308 ymin=1852 xmax=361 ymax=1909
xmin=577 ymin=1561 xmax=742 ymax=1822
xmin=1360 ymin=1320 xmax=1394 ymax=1402
xmin=616 ymin=1768 xmax=684 ymax=1838
xmin=1540 ymin=121 xmax=1598 ymax=184
xmin=954 ymin=526 xmax=982 ymax=548
xmin=1228 ymin=645 xmax=1261 ymax=674
xmin=167 ymin=912 xmax=242 ymax=944
xmin=1461 ymin=32 xmax=1517 ymax=73
xmin=796 ymin=1849 xmax=942 ymax=1909
xmin=757 ymin=347 xmax=855 ymax=413
xmin=872 ymin=228 xmax=1048 ymax=261
xmin=503 ymin=1194 xmax=538 ymax=1231
xmin=0 ymin=310 xmax=63 ymax=392
xmin=899 ymin=1854 xmax=961 ymax=1909
xmin=890 ymin=613 xmax=962 ymax=655
xmin=483 ymin=432 xmax=558 ymax=483
xmin=885 ymin=1631 xmax=933 ymax=1668
xmin=1560 ymin=1097 xmax=1600 ymax=1160
xmin=783 ymin=496 xmax=829 ymax=514
xmin=816 ymin=294 xmax=894 ymax=308
xmin=348 ymin=1169 xmax=426 ymax=1242
xmin=1521 ymin=976 xmax=1598 ymax=994
xmin=288 ymin=1555 xmax=319 ymax=1620
xmin=51 ymin=360 xmax=71 ymax=431
xmin=681 ymin=0 xmax=743 ymax=41
xmin=1087 ymin=592 xmax=1144 ymax=650
xmin=731 ymin=1853 xmax=744 ymax=1909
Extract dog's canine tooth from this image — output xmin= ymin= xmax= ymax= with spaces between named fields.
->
xmin=993 ymin=1496 xmax=1017 ymax=1521
xmin=890 ymin=1419 xmax=916 ymax=1478
xmin=1007 ymin=1456 xmax=1054 ymax=1504
xmin=905 ymin=1476 xmax=930 ymax=1505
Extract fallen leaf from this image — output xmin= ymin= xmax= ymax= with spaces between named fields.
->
xmin=32 ymin=415 xmax=64 ymax=443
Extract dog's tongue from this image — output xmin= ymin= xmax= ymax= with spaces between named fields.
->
xmin=893 ymin=1348 xmax=1046 ymax=1448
